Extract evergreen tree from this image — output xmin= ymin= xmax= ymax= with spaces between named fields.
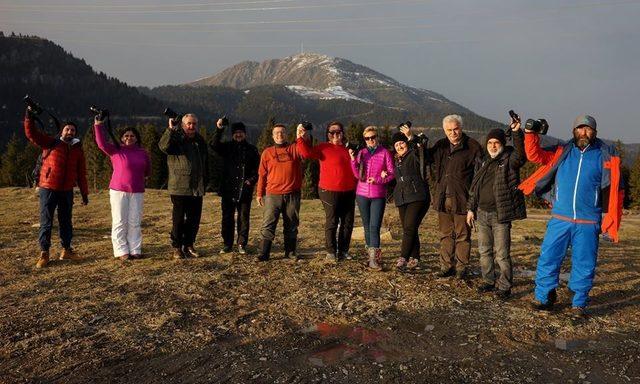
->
xmin=0 ymin=134 xmax=23 ymax=186
xmin=257 ymin=116 xmax=276 ymax=153
xmin=139 ymin=123 xmax=166 ymax=189
xmin=345 ymin=121 xmax=364 ymax=149
xmin=82 ymin=126 xmax=111 ymax=191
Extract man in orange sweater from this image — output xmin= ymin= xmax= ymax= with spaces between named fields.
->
xmin=256 ymin=124 xmax=305 ymax=261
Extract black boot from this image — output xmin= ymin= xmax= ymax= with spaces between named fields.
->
xmin=258 ymin=240 xmax=272 ymax=262
xmin=284 ymin=237 xmax=298 ymax=260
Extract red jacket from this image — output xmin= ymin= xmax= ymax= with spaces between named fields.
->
xmin=24 ymin=117 xmax=89 ymax=195
xmin=296 ymin=138 xmax=356 ymax=192
xmin=256 ymin=143 xmax=303 ymax=197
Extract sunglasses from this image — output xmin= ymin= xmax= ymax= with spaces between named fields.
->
xmin=364 ymin=135 xmax=377 ymax=141
xmin=328 ymin=130 xmax=343 ymax=136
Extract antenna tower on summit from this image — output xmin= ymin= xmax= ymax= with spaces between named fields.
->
xmin=300 ymin=42 xmax=304 ymax=54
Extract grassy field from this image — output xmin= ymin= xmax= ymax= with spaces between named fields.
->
xmin=0 ymin=187 xmax=639 ymax=383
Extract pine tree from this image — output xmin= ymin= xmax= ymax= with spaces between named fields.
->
xmin=0 ymin=134 xmax=23 ymax=186
xmin=257 ymin=116 xmax=276 ymax=153
xmin=345 ymin=121 xmax=364 ymax=148
xmin=82 ymin=126 xmax=111 ymax=191
xmin=139 ymin=123 xmax=167 ymax=189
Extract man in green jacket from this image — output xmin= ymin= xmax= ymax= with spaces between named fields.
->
xmin=159 ymin=113 xmax=208 ymax=259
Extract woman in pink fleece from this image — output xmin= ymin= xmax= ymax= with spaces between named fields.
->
xmin=94 ymin=117 xmax=150 ymax=260
xmin=349 ymin=126 xmax=395 ymax=270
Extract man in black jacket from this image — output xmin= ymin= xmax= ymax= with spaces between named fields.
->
xmin=431 ymin=115 xmax=483 ymax=279
xmin=211 ymin=119 xmax=260 ymax=254
xmin=467 ymin=122 xmax=527 ymax=299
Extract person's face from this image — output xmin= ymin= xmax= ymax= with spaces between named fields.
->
xmin=487 ymin=139 xmax=503 ymax=159
xmin=443 ymin=121 xmax=462 ymax=145
xmin=121 ymin=130 xmax=137 ymax=146
xmin=573 ymin=125 xmax=596 ymax=149
xmin=363 ymin=131 xmax=378 ymax=148
xmin=327 ymin=124 xmax=343 ymax=145
xmin=61 ymin=124 xmax=76 ymax=141
xmin=272 ymin=127 xmax=286 ymax=144
xmin=232 ymin=130 xmax=246 ymax=142
xmin=394 ymin=141 xmax=408 ymax=156
xmin=182 ymin=116 xmax=198 ymax=138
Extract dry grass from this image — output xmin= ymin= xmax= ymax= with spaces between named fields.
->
xmin=0 ymin=187 xmax=639 ymax=383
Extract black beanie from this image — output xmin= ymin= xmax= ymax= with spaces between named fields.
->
xmin=392 ymin=132 xmax=408 ymax=144
xmin=231 ymin=122 xmax=246 ymax=133
xmin=486 ymin=128 xmax=506 ymax=146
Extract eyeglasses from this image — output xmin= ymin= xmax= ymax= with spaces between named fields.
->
xmin=364 ymin=135 xmax=377 ymax=141
xmin=328 ymin=130 xmax=343 ymax=136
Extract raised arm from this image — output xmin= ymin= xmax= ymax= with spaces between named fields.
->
xmin=94 ymin=123 xmax=118 ymax=156
xmin=524 ymin=132 xmax=556 ymax=165
xmin=158 ymin=127 xmax=183 ymax=155
xmin=24 ymin=114 xmax=56 ymax=149
xmin=510 ymin=127 xmax=527 ymax=169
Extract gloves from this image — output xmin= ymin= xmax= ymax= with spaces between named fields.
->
xmin=81 ymin=194 xmax=89 ymax=205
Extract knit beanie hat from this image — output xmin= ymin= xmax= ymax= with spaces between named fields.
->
xmin=486 ymin=128 xmax=506 ymax=146
xmin=231 ymin=122 xmax=246 ymax=133
xmin=392 ymin=132 xmax=408 ymax=144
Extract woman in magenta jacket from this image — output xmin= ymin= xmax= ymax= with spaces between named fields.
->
xmin=94 ymin=116 xmax=150 ymax=260
xmin=349 ymin=126 xmax=395 ymax=270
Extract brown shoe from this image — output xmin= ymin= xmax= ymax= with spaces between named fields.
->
xmin=59 ymin=248 xmax=81 ymax=261
xmin=36 ymin=251 xmax=49 ymax=268
xmin=184 ymin=246 xmax=201 ymax=258
xmin=172 ymin=247 xmax=185 ymax=259
xmin=115 ymin=254 xmax=130 ymax=261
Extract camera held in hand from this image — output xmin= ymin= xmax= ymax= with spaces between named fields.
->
xmin=23 ymin=95 xmax=43 ymax=115
xmin=163 ymin=107 xmax=183 ymax=127
xmin=89 ymin=105 xmax=109 ymax=121
xmin=345 ymin=141 xmax=361 ymax=152
xmin=414 ymin=132 xmax=429 ymax=146
xmin=300 ymin=121 xmax=313 ymax=131
xmin=397 ymin=120 xmax=412 ymax=129
xmin=525 ymin=118 xmax=549 ymax=135
xmin=505 ymin=109 xmax=521 ymax=138
xmin=220 ymin=115 xmax=229 ymax=127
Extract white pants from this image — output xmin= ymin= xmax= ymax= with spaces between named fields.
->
xmin=109 ymin=190 xmax=144 ymax=257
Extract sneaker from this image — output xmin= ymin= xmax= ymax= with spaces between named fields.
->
xmin=326 ymin=252 xmax=338 ymax=263
xmin=184 ymin=246 xmax=201 ymax=258
xmin=406 ymin=258 xmax=419 ymax=270
xmin=341 ymin=251 xmax=353 ymax=260
xmin=115 ymin=254 xmax=130 ymax=261
xmin=495 ymin=289 xmax=511 ymax=300
xmin=237 ymin=245 xmax=247 ymax=255
xmin=395 ymin=257 xmax=407 ymax=269
xmin=436 ymin=268 xmax=455 ymax=278
xmin=172 ymin=247 xmax=185 ymax=260
xmin=531 ymin=289 xmax=557 ymax=311
xmin=477 ymin=283 xmax=495 ymax=294
xmin=59 ymin=248 xmax=81 ymax=261
xmin=36 ymin=250 xmax=49 ymax=268
xmin=219 ymin=246 xmax=233 ymax=254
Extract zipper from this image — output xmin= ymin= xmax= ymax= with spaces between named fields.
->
xmin=572 ymin=146 xmax=588 ymax=219
xmin=594 ymin=188 xmax=598 ymax=207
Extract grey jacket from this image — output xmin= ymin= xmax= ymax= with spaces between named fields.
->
xmin=159 ymin=128 xmax=208 ymax=196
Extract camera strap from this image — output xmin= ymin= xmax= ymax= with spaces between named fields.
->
xmin=105 ymin=115 xmax=120 ymax=150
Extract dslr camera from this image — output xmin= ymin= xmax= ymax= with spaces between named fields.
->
xmin=163 ymin=107 xmax=182 ymax=123
xmin=23 ymin=95 xmax=43 ymax=115
xmin=397 ymin=120 xmax=412 ymax=129
xmin=89 ymin=105 xmax=109 ymax=121
xmin=300 ymin=121 xmax=313 ymax=131
xmin=345 ymin=141 xmax=361 ymax=152
xmin=525 ymin=118 xmax=549 ymax=135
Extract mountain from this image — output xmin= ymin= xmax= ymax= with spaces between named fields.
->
xmin=187 ymin=53 xmax=501 ymax=132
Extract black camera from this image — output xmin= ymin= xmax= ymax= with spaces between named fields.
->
xmin=505 ymin=109 xmax=521 ymax=138
xmin=301 ymin=121 xmax=313 ymax=130
xmin=220 ymin=115 xmax=229 ymax=127
xmin=23 ymin=95 xmax=43 ymax=115
xmin=525 ymin=118 xmax=549 ymax=135
xmin=345 ymin=141 xmax=361 ymax=152
xmin=89 ymin=105 xmax=109 ymax=121
xmin=414 ymin=132 xmax=429 ymax=146
xmin=397 ymin=121 xmax=412 ymax=129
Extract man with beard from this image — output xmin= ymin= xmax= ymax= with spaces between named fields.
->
xmin=466 ymin=121 xmax=527 ymax=300
xmin=519 ymin=115 xmax=624 ymax=317
xmin=159 ymin=113 xmax=208 ymax=259
xmin=24 ymin=108 xmax=89 ymax=268
xmin=210 ymin=119 xmax=259 ymax=255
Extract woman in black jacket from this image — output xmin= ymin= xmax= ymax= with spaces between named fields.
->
xmin=391 ymin=127 xmax=431 ymax=270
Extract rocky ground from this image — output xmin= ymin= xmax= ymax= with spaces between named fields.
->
xmin=0 ymin=187 xmax=639 ymax=383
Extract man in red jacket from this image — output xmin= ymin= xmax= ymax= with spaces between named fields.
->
xmin=24 ymin=108 xmax=89 ymax=268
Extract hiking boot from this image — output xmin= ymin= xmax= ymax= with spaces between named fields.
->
xmin=368 ymin=247 xmax=382 ymax=271
xmin=436 ymin=267 xmax=455 ymax=278
xmin=284 ymin=238 xmax=297 ymax=259
xmin=531 ymin=289 xmax=557 ymax=311
xmin=455 ymin=269 xmax=468 ymax=280
xmin=395 ymin=257 xmax=407 ymax=269
xmin=36 ymin=250 xmax=49 ymax=268
xmin=570 ymin=306 xmax=588 ymax=319
xmin=477 ymin=283 xmax=495 ymax=294
xmin=258 ymin=240 xmax=272 ymax=262
xmin=406 ymin=257 xmax=419 ymax=270
xmin=183 ymin=246 xmax=201 ymax=258
xmin=59 ymin=248 xmax=81 ymax=261
xmin=237 ymin=245 xmax=247 ymax=255
xmin=495 ymin=289 xmax=511 ymax=300
xmin=219 ymin=245 xmax=233 ymax=254
xmin=172 ymin=247 xmax=185 ymax=260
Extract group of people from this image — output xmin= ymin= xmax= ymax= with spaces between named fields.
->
xmin=23 ymin=105 xmax=624 ymax=316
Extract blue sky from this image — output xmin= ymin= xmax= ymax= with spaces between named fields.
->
xmin=1 ymin=0 xmax=639 ymax=142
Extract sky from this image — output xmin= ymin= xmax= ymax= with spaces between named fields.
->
xmin=1 ymin=0 xmax=639 ymax=142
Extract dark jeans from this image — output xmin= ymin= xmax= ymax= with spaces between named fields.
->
xmin=438 ymin=197 xmax=471 ymax=271
xmin=261 ymin=192 xmax=300 ymax=243
xmin=319 ymin=189 xmax=355 ymax=254
xmin=477 ymin=209 xmax=512 ymax=290
xmin=398 ymin=200 xmax=429 ymax=261
xmin=170 ymin=195 xmax=203 ymax=248
xmin=221 ymin=196 xmax=252 ymax=247
xmin=355 ymin=195 xmax=386 ymax=248
xmin=39 ymin=188 xmax=73 ymax=251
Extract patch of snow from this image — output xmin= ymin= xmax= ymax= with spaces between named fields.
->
xmin=244 ymin=90 xmax=250 ymax=94
xmin=428 ymin=96 xmax=443 ymax=102
xmin=286 ymin=85 xmax=371 ymax=103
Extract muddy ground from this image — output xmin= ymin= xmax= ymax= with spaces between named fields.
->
xmin=0 ymin=187 xmax=639 ymax=383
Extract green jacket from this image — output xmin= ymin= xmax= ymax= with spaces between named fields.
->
xmin=159 ymin=128 xmax=208 ymax=196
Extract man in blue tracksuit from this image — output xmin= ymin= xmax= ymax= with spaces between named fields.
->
xmin=519 ymin=115 xmax=623 ymax=316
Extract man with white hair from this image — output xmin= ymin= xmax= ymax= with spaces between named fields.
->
xmin=431 ymin=115 xmax=483 ymax=279
xmin=466 ymin=120 xmax=527 ymax=299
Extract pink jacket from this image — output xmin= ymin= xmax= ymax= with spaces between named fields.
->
xmin=350 ymin=146 xmax=395 ymax=199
